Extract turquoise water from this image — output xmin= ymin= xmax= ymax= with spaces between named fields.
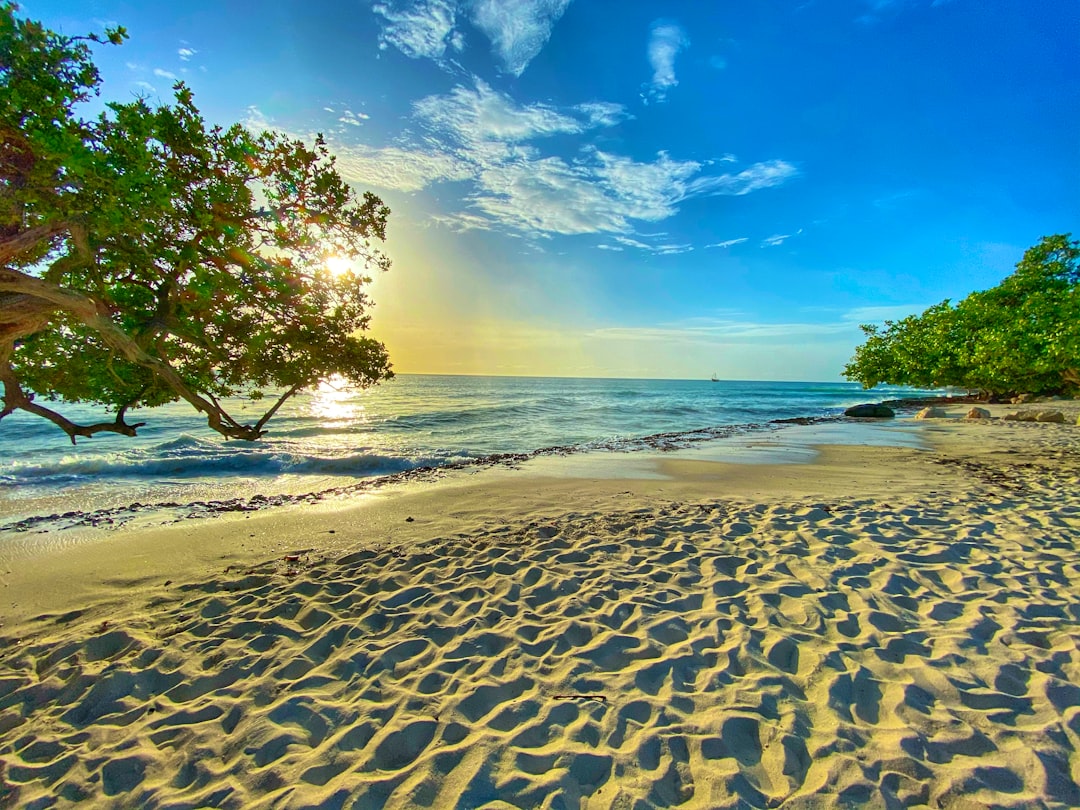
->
xmin=0 ymin=375 xmax=928 ymax=529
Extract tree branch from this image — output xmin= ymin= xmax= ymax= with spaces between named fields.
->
xmin=0 ymin=221 xmax=71 ymax=264
xmin=0 ymin=267 xmax=266 ymax=440
xmin=254 ymin=382 xmax=303 ymax=433
xmin=0 ymin=355 xmax=146 ymax=444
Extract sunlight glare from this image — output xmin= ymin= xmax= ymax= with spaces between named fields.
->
xmin=308 ymin=374 xmax=365 ymax=424
xmin=324 ymin=255 xmax=352 ymax=277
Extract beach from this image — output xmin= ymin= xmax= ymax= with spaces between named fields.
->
xmin=2 ymin=405 xmax=1080 ymax=808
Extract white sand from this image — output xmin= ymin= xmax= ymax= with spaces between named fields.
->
xmin=1 ymin=411 xmax=1080 ymax=808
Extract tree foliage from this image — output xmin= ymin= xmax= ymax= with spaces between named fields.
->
xmin=844 ymin=234 xmax=1080 ymax=397
xmin=0 ymin=4 xmax=393 ymax=442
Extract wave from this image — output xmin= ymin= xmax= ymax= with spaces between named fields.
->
xmin=1 ymin=442 xmax=475 ymax=485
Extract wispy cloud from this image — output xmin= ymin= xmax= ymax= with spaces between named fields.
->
xmin=333 ymin=144 xmax=472 ymax=193
xmin=688 ymin=161 xmax=799 ymax=197
xmin=373 ymin=0 xmax=461 ymax=60
xmin=470 ymin=0 xmax=574 ymax=76
xmin=371 ymin=0 xmax=572 ymax=75
xmin=762 ymin=234 xmax=791 ymax=247
xmin=242 ymin=106 xmax=291 ymax=137
xmin=325 ymin=79 xmax=794 ymax=239
xmin=413 ymin=79 xmax=590 ymax=143
xmin=613 ymin=235 xmax=693 ymax=255
xmin=153 ymin=68 xmax=178 ymax=80
xmin=575 ymin=101 xmax=631 ymax=129
xmin=643 ymin=21 xmax=689 ymax=104
xmin=177 ymin=47 xmax=197 ymax=61
xmin=761 ymin=227 xmax=805 ymax=247
xmin=338 ymin=109 xmax=370 ymax=127
xmin=706 ymin=238 xmax=748 ymax=249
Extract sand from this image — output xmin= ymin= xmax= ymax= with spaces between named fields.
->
xmin=2 ymin=407 xmax=1080 ymax=808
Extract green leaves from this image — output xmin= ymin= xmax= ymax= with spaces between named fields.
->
xmin=0 ymin=5 xmax=393 ymax=441
xmin=844 ymin=235 xmax=1080 ymax=398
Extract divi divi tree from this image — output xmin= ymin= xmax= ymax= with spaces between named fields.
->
xmin=0 ymin=5 xmax=393 ymax=443
xmin=844 ymin=234 xmax=1079 ymax=398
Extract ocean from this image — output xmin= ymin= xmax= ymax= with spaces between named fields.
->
xmin=0 ymin=375 xmax=930 ymax=533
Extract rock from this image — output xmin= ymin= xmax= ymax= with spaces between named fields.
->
xmin=1012 ymin=393 xmax=1036 ymax=404
xmin=1002 ymin=411 xmax=1036 ymax=422
xmin=966 ymin=407 xmax=991 ymax=419
xmin=915 ymin=407 xmax=948 ymax=419
xmin=1035 ymin=410 xmax=1065 ymax=423
xmin=844 ymin=403 xmax=895 ymax=418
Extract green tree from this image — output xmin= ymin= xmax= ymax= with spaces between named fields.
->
xmin=0 ymin=4 xmax=392 ymax=443
xmin=844 ymin=234 xmax=1080 ymax=398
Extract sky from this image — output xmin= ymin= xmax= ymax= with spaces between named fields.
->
xmin=28 ymin=0 xmax=1080 ymax=381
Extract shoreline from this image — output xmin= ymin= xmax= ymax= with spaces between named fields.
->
xmin=0 ymin=393 xmax=966 ymax=536
xmin=0 ymin=414 xmax=837 ymax=536
xmin=1 ymin=410 xmax=1079 ymax=807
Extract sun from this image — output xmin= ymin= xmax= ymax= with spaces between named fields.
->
xmin=324 ymin=255 xmax=352 ymax=277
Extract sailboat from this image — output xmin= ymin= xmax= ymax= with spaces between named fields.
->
xmin=710 ymin=373 xmax=719 ymax=382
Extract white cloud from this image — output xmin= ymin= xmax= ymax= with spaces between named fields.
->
xmin=610 ymin=235 xmax=692 ymax=255
xmin=404 ymin=83 xmax=795 ymax=237
xmin=429 ymin=211 xmax=498 ymax=232
xmin=643 ymin=21 xmax=689 ymax=103
xmin=762 ymin=234 xmax=791 ymax=247
xmin=469 ymin=156 xmax=625 ymax=235
xmin=371 ymin=0 xmax=571 ymax=75
xmin=338 ymin=109 xmax=370 ymax=127
xmin=706 ymin=238 xmax=748 ymax=249
xmin=133 ymin=80 xmax=157 ymax=94
xmin=687 ymin=160 xmax=798 ymax=196
xmin=373 ymin=0 xmax=459 ymax=59
xmin=242 ymin=106 xmax=292 ymax=137
xmin=614 ymin=236 xmax=654 ymax=250
xmin=469 ymin=0 xmax=573 ymax=76
xmin=459 ymin=149 xmax=712 ymax=237
xmin=153 ymin=68 xmax=178 ymax=80
xmin=263 ymin=77 xmax=792 ymax=241
xmin=178 ymin=47 xmax=197 ymax=61
xmin=574 ymin=101 xmax=632 ymax=129
xmin=333 ymin=143 xmax=472 ymax=192
xmin=413 ymin=79 xmax=587 ymax=143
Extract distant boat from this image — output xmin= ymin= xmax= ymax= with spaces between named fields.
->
xmin=710 ymin=373 xmax=719 ymax=382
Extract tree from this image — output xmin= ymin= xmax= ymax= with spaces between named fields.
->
xmin=844 ymin=234 xmax=1080 ymax=398
xmin=0 ymin=4 xmax=393 ymax=443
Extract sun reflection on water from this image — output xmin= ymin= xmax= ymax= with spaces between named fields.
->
xmin=307 ymin=375 xmax=366 ymax=424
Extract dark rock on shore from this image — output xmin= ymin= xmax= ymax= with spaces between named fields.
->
xmin=845 ymin=403 xmax=895 ymax=418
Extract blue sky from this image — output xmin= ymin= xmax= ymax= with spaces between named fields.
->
xmin=31 ymin=0 xmax=1080 ymax=380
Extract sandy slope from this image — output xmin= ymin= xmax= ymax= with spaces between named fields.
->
xmin=1 ymin=415 xmax=1080 ymax=808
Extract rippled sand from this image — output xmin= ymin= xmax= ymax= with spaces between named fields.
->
xmin=1 ymin=413 xmax=1079 ymax=808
